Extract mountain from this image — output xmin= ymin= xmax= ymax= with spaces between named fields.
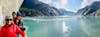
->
xmin=21 ymin=0 xmax=40 ymax=8
xmin=77 ymin=1 xmax=100 ymax=16
xmin=19 ymin=0 xmax=60 ymax=17
xmin=19 ymin=0 xmax=76 ymax=17
xmin=59 ymin=9 xmax=76 ymax=16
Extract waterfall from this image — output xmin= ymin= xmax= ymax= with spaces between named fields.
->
xmin=0 ymin=6 xmax=3 ymax=27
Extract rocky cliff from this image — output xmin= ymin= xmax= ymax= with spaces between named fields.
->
xmin=77 ymin=1 xmax=100 ymax=16
xmin=19 ymin=0 xmax=60 ymax=17
xmin=19 ymin=0 xmax=76 ymax=17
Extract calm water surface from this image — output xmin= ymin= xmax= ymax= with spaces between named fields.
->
xmin=23 ymin=16 xmax=100 ymax=37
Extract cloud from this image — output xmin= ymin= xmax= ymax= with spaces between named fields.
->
xmin=39 ymin=0 xmax=68 ymax=9
xmin=53 ymin=0 xmax=67 ymax=8
xmin=39 ymin=0 xmax=76 ymax=12
xmin=80 ymin=0 xmax=100 ymax=8
xmin=39 ymin=0 xmax=52 ymax=4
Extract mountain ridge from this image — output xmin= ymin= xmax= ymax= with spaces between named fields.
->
xmin=76 ymin=1 xmax=100 ymax=16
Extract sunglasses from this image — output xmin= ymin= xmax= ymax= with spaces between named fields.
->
xmin=5 ymin=19 xmax=12 ymax=21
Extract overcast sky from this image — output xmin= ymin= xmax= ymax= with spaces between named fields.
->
xmin=39 ymin=0 xmax=100 ymax=12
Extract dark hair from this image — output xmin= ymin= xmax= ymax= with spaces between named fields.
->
xmin=17 ymin=12 xmax=22 ymax=17
xmin=12 ymin=12 xmax=17 ymax=15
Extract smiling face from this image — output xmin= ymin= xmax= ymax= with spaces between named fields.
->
xmin=6 ymin=19 xmax=13 ymax=25
xmin=17 ymin=16 xmax=22 ymax=20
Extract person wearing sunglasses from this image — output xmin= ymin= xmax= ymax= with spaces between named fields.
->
xmin=0 ymin=16 xmax=25 ymax=37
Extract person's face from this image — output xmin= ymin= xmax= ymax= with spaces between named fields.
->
xmin=17 ymin=16 xmax=21 ymax=20
xmin=6 ymin=19 xmax=13 ymax=25
xmin=12 ymin=14 xmax=17 ymax=18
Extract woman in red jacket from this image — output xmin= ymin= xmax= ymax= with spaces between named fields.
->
xmin=0 ymin=16 xmax=25 ymax=37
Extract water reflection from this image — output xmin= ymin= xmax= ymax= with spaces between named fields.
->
xmin=23 ymin=16 xmax=100 ymax=37
xmin=80 ymin=16 xmax=100 ymax=37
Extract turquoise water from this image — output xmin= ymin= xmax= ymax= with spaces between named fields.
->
xmin=23 ymin=16 xmax=100 ymax=37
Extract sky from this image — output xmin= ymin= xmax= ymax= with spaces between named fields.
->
xmin=39 ymin=0 xmax=100 ymax=12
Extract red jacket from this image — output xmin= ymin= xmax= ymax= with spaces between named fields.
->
xmin=0 ymin=24 xmax=25 ymax=37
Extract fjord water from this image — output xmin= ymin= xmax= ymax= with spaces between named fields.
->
xmin=23 ymin=16 xmax=100 ymax=37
